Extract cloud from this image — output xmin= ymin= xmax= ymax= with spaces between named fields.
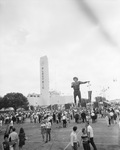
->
xmin=0 ymin=0 xmax=120 ymax=100
xmin=75 ymin=0 xmax=118 ymax=47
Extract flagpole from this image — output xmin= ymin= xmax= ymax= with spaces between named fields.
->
xmin=87 ymin=82 xmax=92 ymax=112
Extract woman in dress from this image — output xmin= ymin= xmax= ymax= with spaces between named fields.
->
xmin=81 ymin=128 xmax=91 ymax=150
xmin=18 ymin=128 xmax=26 ymax=150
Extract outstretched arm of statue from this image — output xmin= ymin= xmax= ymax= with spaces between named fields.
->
xmin=80 ymin=81 xmax=90 ymax=84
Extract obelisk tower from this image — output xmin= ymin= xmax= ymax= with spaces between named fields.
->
xmin=40 ymin=56 xmax=49 ymax=105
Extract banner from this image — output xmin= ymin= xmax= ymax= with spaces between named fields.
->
xmin=94 ymin=102 xmax=99 ymax=108
xmin=81 ymin=101 xmax=86 ymax=107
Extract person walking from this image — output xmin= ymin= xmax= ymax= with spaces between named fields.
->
xmin=74 ymin=112 xmax=79 ymax=123
xmin=45 ymin=119 xmax=51 ymax=143
xmin=2 ymin=134 xmax=10 ymax=150
xmin=105 ymin=114 xmax=109 ymax=127
xmin=85 ymin=121 xmax=97 ymax=150
xmin=18 ymin=128 xmax=26 ymax=150
xmin=70 ymin=126 xmax=79 ymax=150
xmin=9 ymin=120 xmax=13 ymax=129
xmin=9 ymin=128 xmax=18 ymax=150
xmin=40 ymin=120 xmax=46 ymax=141
xmin=81 ymin=128 xmax=91 ymax=150
xmin=81 ymin=111 xmax=86 ymax=123
xmin=62 ymin=114 xmax=67 ymax=128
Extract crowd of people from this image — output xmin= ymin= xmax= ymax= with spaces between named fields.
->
xmin=0 ymin=111 xmax=27 ymax=150
xmin=0 ymin=112 xmax=27 ymax=126
xmin=0 ymin=104 xmax=120 ymax=150
xmin=70 ymin=121 xmax=97 ymax=150
xmin=2 ymin=127 xmax=26 ymax=150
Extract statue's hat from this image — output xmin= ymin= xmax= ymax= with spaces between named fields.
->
xmin=73 ymin=77 xmax=78 ymax=80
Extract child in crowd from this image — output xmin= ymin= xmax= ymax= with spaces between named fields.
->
xmin=2 ymin=134 xmax=10 ymax=150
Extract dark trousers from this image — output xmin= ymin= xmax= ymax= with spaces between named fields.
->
xmin=90 ymin=138 xmax=97 ymax=150
xmin=72 ymin=142 xmax=78 ymax=150
xmin=82 ymin=117 xmax=86 ymax=123
xmin=63 ymin=120 xmax=66 ymax=128
xmin=83 ymin=141 xmax=91 ymax=150
xmin=46 ymin=128 xmax=51 ymax=142
xmin=109 ymin=118 xmax=111 ymax=125
xmin=58 ymin=118 xmax=61 ymax=123
xmin=74 ymin=91 xmax=81 ymax=104
xmin=75 ymin=118 xmax=79 ymax=123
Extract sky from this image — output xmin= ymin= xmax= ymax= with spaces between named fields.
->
xmin=0 ymin=0 xmax=120 ymax=100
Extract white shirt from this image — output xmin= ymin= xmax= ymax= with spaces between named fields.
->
xmin=87 ymin=125 xmax=94 ymax=138
xmin=9 ymin=131 xmax=18 ymax=142
xmin=91 ymin=113 xmax=95 ymax=116
xmin=46 ymin=121 xmax=51 ymax=129
xmin=41 ymin=123 xmax=46 ymax=127
xmin=62 ymin=116 xmax=66 ymax=120
xmin=10 ymin=120 xmax=13 ymax=127
xmin=110 ymin=112 xmax=113 ymax=117
xmin=19 ymin=116 xmax=22 ymax=120
xmin=0 ymin=120 xmax=2 ymax=126
xmin=70 ymin=131 xmax=78 ymax=146
xmin=48 ymin=116 xmax=52 ymax=121
xmin=118 ymin=121 xmax=120 ymax=128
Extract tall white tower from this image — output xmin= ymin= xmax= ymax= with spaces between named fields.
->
xmin=40 ymin=56 xmax=49 ymax=105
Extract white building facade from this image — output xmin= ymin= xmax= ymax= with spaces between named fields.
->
xmin=27 ymin=93 xmax=73 ymax=106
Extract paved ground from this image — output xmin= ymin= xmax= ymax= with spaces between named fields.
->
xmin=0 ymin=118 xmax=120 ymax=150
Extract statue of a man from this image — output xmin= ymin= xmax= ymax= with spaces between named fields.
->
xmin=71 ymin=77 xmax=89 ymax=105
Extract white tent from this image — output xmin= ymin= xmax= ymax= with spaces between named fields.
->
xmin=5 ymin=107 xmax=14 ymax=111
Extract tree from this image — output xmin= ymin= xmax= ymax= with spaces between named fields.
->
xmin=0 ymin=96 xmax=3 ymax=109
xmin=2 ymin=92 xmax=29 ymax=111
